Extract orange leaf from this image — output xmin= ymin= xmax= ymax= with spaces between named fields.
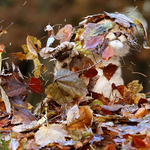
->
xmin=102 ymin=46 xmax=115 ymax=61
xmin=132 ymin=136 xmax=150 ymax=148
xmin=135 ymin=107 xmax=146 ymax=118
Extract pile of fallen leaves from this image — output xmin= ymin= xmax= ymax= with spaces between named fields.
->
xmin=0 ymin=12 xmax=150 ymax=150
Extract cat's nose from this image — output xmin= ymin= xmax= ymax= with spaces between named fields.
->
xmin=114 ymin=32 xmax=121 ymax=37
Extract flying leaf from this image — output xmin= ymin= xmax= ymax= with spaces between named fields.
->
xmin=102 ymin=46 xmax=115 ymax=61
xmin=26 ymin=35 xmax=41 ymax=56
xmin=55 ymin=24 xmax=74 ymax=43
xmin=45 ymin=69 xmax=88 ymax=105
xmin=28 ymin=77 xmax=43 ymax=93
xmin=33 ymin=57 xmax=46 ymax=78
xmin=85 ymin=36 xmax=104 ymax=49
xmin=103 ymin=63 xmax=118 ymax=80
xmin=35 ymin=124 xmax=70 ymax=147
xmin=12 ymin=52 xmax=27 ymax=61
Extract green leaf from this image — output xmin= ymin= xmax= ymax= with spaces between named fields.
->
xmin=89 ymin=22 xmax=115 ymax=37
xmin=45 ymin=69 xmax=88 ymax=105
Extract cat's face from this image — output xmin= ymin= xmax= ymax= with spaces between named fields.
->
xmin=98 ymin=19 xmax=135 ymax=57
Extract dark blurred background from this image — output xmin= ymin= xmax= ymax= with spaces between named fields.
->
xmin=0 ymin=0 xmax=150 ymax=105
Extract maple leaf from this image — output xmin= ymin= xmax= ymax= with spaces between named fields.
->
xmin=45 ymin=69 xmax=88 ymax=105
xmin=35 ymin=124 xmax=70 ymax=147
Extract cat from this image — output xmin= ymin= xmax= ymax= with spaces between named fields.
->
xmin=53 ymin=13 xmax=136 ymax=101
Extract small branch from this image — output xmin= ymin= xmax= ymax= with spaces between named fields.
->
xmin=128 ymin=65 xmax=147 ymax=78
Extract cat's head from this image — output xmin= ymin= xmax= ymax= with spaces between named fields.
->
xmin=78 ymin=13 xmax=138 ymax=58
xmin=100 ymin=19 xmax=135 ymax=57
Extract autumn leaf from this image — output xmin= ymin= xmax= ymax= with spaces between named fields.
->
xmin=84 ymin=68 xmax=98 ymax=78
xmin=89 ymin=22 xmax=115 ymax=36
xmin=102 ymin=46 xmax=115 ymax=61
xmin=85 ymin=36 xmax=104 ymax=49
xmin=35 ymin=124 xmax=70 ymax=147
xmin=0 ymin=86 xmax=11 ymax=113
xmin=26 ymin=35 xmax=41 ymax=57
xmin=12 ymin=52 xmax=27 ymax=61
xmin=0 ymin=65 xmax=27 ymax=97
xmin=28 ymin=77 xmax=43 ymax=93
xmin=134 ymin=18 xmax=148 ymax=42
xmin=55 ymin=24 xmax=74 ymax=43
xmin=67 ymin=106 xmax=93 ymax=130
xmin=45 ymin=69 xmax=88 ymax=105
xmin=33 ymin=57 xmax=46 ymax=78
xmin=103 ymin=63 xmax=118 ymax=80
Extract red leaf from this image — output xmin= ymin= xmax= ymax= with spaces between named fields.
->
xmin=102 ymin=46 xmax=115 ymax=61
xmin=28 ymin=77 xmax=43 ymax=93
xmin=103 ymin=63 xmax=118 ymax=80
xmin=84 ymin=68 xmax=98 ymax=78
xmin=85 ymin=36 xmax=104 ymax=49
xmin=112 ymin=83 xmax=126 ymax=96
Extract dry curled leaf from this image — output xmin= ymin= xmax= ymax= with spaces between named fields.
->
xmin=67 ymin=106 xmax=93 ymax=130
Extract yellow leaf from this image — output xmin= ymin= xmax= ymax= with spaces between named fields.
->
xmin=26 ymin=35 xmax=41 ymax=57
xmin=33 ymin=57 xmax=46 ymax=78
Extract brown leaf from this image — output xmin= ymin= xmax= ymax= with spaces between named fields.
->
xmin=0 ymin=66 xmax=27 ymax=97
xmin=132 ymin=136 xmax=150 ymax=148
xmin=84 ymin=68 xmax=98 ymax=78
xmin=102 ymin=46 xmax=115 ymax=61
xmin=55 ymin=24 xmax=74 ymax=43
xmin=45 ymin=69 xmax=88 ymax=105
xmin=103 ymin=63 xmax=118 ymax=80
xmin=67 ymin=106 xmax=93 ymax=130
xmin=104 ymin=143 xmax=116 ymax=150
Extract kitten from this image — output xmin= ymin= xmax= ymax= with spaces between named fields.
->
xmin=53 ymin=14 xmax=136 ymax=101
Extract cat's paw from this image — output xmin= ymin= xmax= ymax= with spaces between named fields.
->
xmin=53 ymin=42 xmax=79 ymax=71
